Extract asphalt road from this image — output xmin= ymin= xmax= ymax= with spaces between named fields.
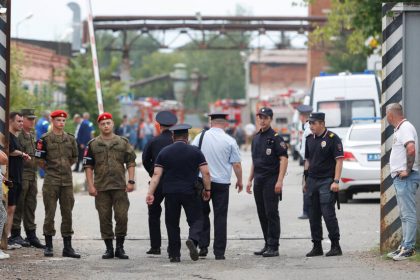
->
xmin=1 ymin=150 xmax=419 ymax=279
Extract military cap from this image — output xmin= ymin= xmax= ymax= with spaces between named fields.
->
xmin=169 ymin=123 xmax=192 ymax=134
xmin=156 ymin=111 xmax=177 ymax=126
xmin=297 ymin=104 xmax=313 ymax=114
xmin=97 ymin=112 xmax=113 ymax=123
xmin=20 ymin=108 xmax=36 ymax=119
xmin=208 ymin=111 xmax=228 ymax=120
xmin=50 ymin=110 xmax=68 ymax=119
xmin=308 ymin=112 xmax=325 ymax=122
xmin=256 ymin=107 xmax=273 ymax=118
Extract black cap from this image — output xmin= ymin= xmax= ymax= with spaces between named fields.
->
xmin=156 ymin=111 xmax=177 ymax=126
xmin=308 ymin=112 xmax=325 ymax=122
xmin=257 ymin=107 xmax=273 ymax=118
xmin=20 ymin=108 xmax=36 ymax=119
xmin=208 ymin=111 xmax=228 ymax=120
xmin=169 ymin=123 xmax=192 ymax=134
xmin=297 ymin=104 xmax=313 ymax=114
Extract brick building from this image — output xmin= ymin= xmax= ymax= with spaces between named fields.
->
xmin=11 ymin=39 xmax=72 ymax=105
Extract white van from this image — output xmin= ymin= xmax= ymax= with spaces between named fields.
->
xmin=309 ymin=73 xmax=381 ymax=138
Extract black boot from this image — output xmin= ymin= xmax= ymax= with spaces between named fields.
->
xmin=306 ymin=241 xmax=323 ymax=257
xmin=199 ymin=247 xmax=208 ymax=257
xmin=254 ymin=245 xmax=268 ymax=256
xmin=10 ymin=228 xmax=31 ymax=247
xmin=44 ymin=235 xmax=54 ymax=257
xmin=26 ymin=230 xmax=46 ymax=249
xmin=325 ymin=240 xmax=342 ymax=257
xmin=102 ymin=239 xmax=114 ymax=259
xmin=62 ymin=236 xmax=81 ymax=258
xmin=262 ymin=248 xmax=279 ymax=257
xmin=115 ymin=237 xmax=129 ymax=259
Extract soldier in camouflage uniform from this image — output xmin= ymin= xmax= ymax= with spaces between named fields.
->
xmin=35 ymin=110 xmax=80 ymax=258
xmin=84 ymin=112 xmax=136 ymax=259
xmin=10 ymin=109 xmax=45 ymax=249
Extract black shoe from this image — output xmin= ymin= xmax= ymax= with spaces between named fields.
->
xmin=102 ymin=239 xmax=114 ymax=259
xmin=44 ymin=235 xmax=54 ymax=257
xmin=115 ymin=237 xmax=129 ymax=259
xmin=254 ymin=245 xmax=268 ymax=256
xmin=146 ymin=248 xmax=161 ymax=255
xmin=262 ymin=248 xmax=279 ymax=257
xmin=62 ymin=236 xmax=81 ymax=258
xmin=10 ymin=229 xmax=31 ymax=248
xmin=306 ymin=241 xmax=323 ymax=257
xmin=186 ymin=239 xmax=199 ymax=261
xmin=170 ymin=256 xmax=180 ymax=263
xmin=325 ymin=240 xmax=342 ymax=257
xmin=199 ymin=247 xmax=208 ymax=257
xmin=215 ymin=255 xmax=225 ymax=260
xmin=26 ymin=230 xmax=46 ymax=249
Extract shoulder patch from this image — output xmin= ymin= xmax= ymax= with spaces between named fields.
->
xmin=329 ymin=133 xmax=334 ymax=138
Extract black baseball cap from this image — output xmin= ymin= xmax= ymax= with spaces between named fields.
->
xmin=308 ymin=112 xmax=325 ymax=122
xmin=257 ymin=107 xmax=273 ymax=118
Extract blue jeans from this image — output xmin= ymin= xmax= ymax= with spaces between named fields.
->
xmin=393 ymin=170 xmax=420 ymax=250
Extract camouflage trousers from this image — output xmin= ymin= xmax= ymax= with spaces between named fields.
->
xmin=43 ymin=184 xmax=75 ymax=237
xmin=95 ymin=189 xmax=130 ymax=239
xmin=12 ymin=179 xmax=38 ymax=232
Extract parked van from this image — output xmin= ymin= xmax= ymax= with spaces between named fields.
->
xmin=309 ymin=72 xmax=381 ymax=139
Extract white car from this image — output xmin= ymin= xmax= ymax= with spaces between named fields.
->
xmin=338 ymin=121 xmax=381 ymax=203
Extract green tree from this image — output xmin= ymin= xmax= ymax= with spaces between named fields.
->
xmin=10 ymin=49 xmax=36 ymax=110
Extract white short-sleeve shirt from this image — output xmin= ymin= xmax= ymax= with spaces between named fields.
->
xmin=390 ymin=119 xmax=419 ymax=178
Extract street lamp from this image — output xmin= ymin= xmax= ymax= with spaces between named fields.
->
xmin=16 ymin=13 xmax=34 ymax=39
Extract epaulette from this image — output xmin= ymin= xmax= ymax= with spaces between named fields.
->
xmin=306 ymin=133 xmax=313 ymax=138
xmin=120 ymin=136 xmax=129 ymax=143
xmin=329 ymin=133 xmax=335 ymax=138
xmin=274 ymin=133 xmax=279 ymax=137
xmin=87 ymin=138 xmax=96 ymax=146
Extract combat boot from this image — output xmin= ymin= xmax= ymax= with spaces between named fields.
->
xmin=44 ymin=235 xmax=54 ymax=257
xmin=115 ymin=237 xmax=129 ymax=259
xmin=62 ymin=236 xmax=81 ymax=258
xmin=306 ymin=241 xmax=323 ymax=257
xmin=102 ymin=239 xmax=114 ymax=259
xmin=10 ymin=228 xmax=30 ymax=247
xmin=325 ymin=240 xmax=342 ymax=257
xmin=26 ymin=229 xmax=46 ymax=249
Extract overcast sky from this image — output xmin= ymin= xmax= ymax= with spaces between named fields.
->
xmin=11 ymin=0 xmax=307 ymax=41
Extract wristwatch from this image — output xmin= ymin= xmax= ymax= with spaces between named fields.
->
xmin=128 ymin=179 xmax=136 ymax=184
xmin=333 ymin=179 xmax=340 ymax=184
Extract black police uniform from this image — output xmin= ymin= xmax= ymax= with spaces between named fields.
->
xmin=305 ymin=127 xmax=343 ymax=245
xmin=251 ymin=126 xmax=288 ymax=251
xmin=154 ymin=125 xmax=206 ymax=259
xmin=142 ymin=111 xmax=177 ymax=253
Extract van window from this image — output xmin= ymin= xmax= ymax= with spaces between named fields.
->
xmin=318 ymin=100 xmax=375 ymax=128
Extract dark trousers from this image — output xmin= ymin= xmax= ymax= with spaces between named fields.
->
xmin=74 ymin=145 xmax=84 ymax=171
xmin=198 ymin=182 xmax=230 ymax=256
xmin=165 ymin=193 xmax=203 ymax=258
xmin=254 ymin=175 xmax=281 ymax=249
xmin=303 ymin=192 xmax=309 ymax=215
xmin=148 ymin=184 xmax=165 ymax=249
xmin=306 ymin=177 xmax=340 ymax=241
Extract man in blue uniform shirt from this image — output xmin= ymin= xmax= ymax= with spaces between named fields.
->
xmin=146 ymin=124 xmax=211 ymax=263
xmin=303 ymin=112 xmax=344 ymax=257
xmin=246 ymin=107 xmax=288 ymax=258
xmin=142 ymin=110 xmax=177 ymax=255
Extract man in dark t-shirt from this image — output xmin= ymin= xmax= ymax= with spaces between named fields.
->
xmin=146 ymin=124 xmax=211 ymax=263
xmin=7 ymin=112 xmax=31 ymax=248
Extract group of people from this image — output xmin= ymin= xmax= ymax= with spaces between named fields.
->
xmin=0 ymin=102 xmax=417 ymax=263
xmin=116 ymin=115 xmax=156 ymax=151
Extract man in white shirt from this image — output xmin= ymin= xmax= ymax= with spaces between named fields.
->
xmin=191 ymin=112 xmax=243 ymax=260
xmin=298 ymin=104 xmax=313 ymax=220
xmin=386 ymin=103 xmax=419 ymax=261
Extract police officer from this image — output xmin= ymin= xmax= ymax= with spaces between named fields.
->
xmin=303 ymin=112 xmax=343 ymax=257
xmin=35 ymin=110 xmax=80 ymax=258
xmin=246 ymin=107 xmax=288 ymax=258
xmin=297 ymin=104 xmax=313 ymax=220
xmin=11 ymin=109 xmax=45 ymax=248
xmin=142 ymin=111 xmax=177 ymax=255
xmin=84 ymin=112 xmax=136 ymax=259
xmin=146 ymin=124 xmax=211 ymax=263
